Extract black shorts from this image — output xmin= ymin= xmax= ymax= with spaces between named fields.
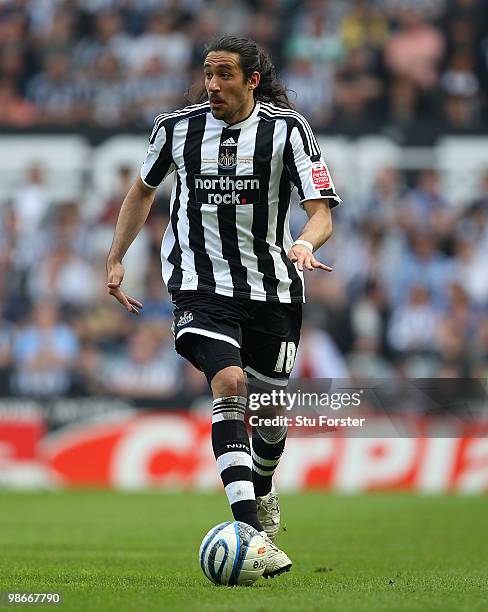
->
xmin=172 ymin=291 xmax=302 ymax=386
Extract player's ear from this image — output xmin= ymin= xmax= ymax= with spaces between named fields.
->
xmin=249 ymin=71 xmax=260 ymax=91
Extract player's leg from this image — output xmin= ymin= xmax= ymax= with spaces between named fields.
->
xmin=207 ymin=358 xmax=292 ymax=577
xmin=173 ymin=292 xmax=293 ymax=576
xmin=208 ymin=359 xmax=263 ymax=533
xmin=173 ymin=298 xmax=292 ymax=576
xmin=172 ymin=291 xmax=264 ymax=532
xmin=243 ymin=302 xmax=302 ymax=541
xmin=249 ymin=374 xmax=287 ymax=542
xmin=251 ymin=399 xmax=287 ymax=498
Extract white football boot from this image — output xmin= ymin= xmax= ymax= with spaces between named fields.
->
xmin=256 ymin=484 xmax=280 ymax=542
xmin=261 ymin=532 xmax=292 ymax=578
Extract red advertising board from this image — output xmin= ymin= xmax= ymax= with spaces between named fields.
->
xmin=1 ymin=412 xmax=487 ymax=492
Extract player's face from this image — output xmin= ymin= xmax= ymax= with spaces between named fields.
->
xmin=204 ymin=51 xmax=259 ymax=124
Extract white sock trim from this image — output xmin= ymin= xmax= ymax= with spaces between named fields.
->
xmin=251 ymin=449 xmax=280 ymax=467
xmin=213 ymin=396 xmax=247 ymax=406
xmin=224 ymin=480 xmax=256 ymax=504
xmin=217 ymin=451 xmax=252 ymax=473
xmin=252 ymin=464 xmax=276 ymax=477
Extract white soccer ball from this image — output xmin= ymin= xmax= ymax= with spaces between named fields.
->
xmin=199 ymin=521 xmax=267 ymax=586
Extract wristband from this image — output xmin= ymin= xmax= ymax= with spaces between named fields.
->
xmin=292 ymin=239 xmax=314 ymax=253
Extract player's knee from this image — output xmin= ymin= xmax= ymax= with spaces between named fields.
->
xmin=211 ymin=366 xmax=247 ymax=399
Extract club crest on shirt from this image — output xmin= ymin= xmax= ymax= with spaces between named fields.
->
xmin=176 ymin=311 xmax=193 ymax=326
xmin=218 ymin=135 xmax=238 ymax=171
xmin=218 ymin=148 xmax=237 ymax=170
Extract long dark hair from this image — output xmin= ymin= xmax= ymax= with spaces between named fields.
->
xmin=187 ymin=35 xmax=294 ymax=109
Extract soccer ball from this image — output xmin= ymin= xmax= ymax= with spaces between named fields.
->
xmin=199 ymin=521 xmax=267 ymax=586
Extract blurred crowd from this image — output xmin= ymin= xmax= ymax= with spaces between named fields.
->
xmin=0 ymin=160 xmax=487 ymax=402
xmin=0 ymin=0 xmax=487 ymax=130
xmin=0 ymin=0 xmax=487 ymax=404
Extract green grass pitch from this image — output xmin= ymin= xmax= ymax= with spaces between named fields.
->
xmin=1 ymin=491 xmax=487 ymax=611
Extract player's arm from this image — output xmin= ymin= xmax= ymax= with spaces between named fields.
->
xmin=287 ymin=198 xmax=333 ymax=272
xmin=106 ymin=176 xmax=157 ymax=315
xmin=285 ymin=116 xmax=341 ymax=273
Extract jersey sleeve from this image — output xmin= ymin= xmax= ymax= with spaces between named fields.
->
xmin=140 ymin=117 xmax=176 ymax=188
xmin=286 ymin=117 xmax=342 ymax=208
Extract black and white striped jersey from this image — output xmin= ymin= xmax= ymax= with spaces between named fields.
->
xmin=140 ymin=100 xmax=341 ymax=303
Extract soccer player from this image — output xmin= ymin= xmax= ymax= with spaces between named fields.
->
xmin=106 ymin=35 xmax=341 ymax=578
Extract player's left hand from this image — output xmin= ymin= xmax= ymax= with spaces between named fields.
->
xmin=287 ymin=245 xmax=333 ymax=272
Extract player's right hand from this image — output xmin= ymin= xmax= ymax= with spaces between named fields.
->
xmin=106 ymin=261 xmax=143 ymax=315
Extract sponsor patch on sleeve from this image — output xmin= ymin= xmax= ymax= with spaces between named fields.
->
xmin=311 ymin=162 xmax=331 ymax=190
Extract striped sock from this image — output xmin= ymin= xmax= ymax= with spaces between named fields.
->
xmin=251 ymin=424 xmax=287 ymax=497
xmin=212 ymin=396 xmax=263 ymax=532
